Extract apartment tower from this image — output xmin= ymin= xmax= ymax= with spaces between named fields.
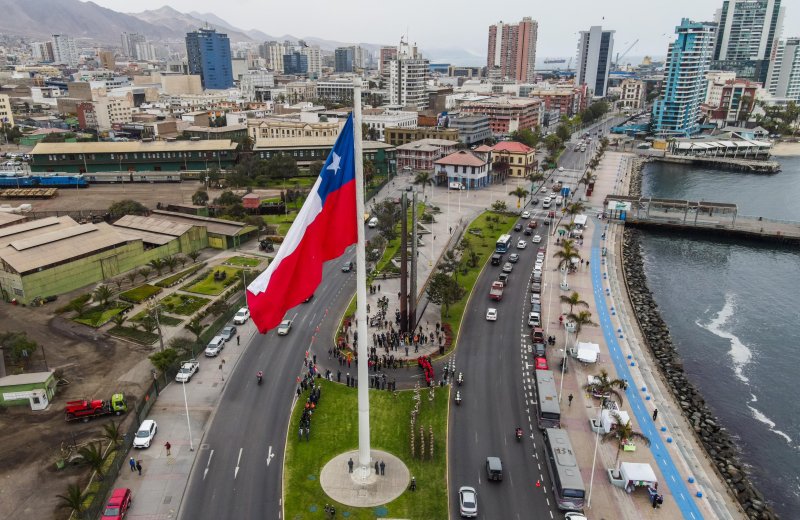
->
xmin=487 ymin=17 xmax=538 ymax=83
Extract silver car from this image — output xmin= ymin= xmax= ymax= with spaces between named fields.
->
xmin=458 ymin=486 xmax=477 ymax=517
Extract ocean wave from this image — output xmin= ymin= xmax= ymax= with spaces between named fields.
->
xmin=696 ymin=294 xmax=752 ymax=383
xmin=747 ymin=398 xmax=794 ymax=446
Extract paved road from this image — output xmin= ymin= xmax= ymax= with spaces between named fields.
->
xmin=179 ymin=255 xmax=356 ymax=520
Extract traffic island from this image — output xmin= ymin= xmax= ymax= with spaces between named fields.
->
xmin=284 ymin=380 xmax=447 ymax=519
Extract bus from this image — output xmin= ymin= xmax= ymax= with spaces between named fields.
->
xmin=495 ymin=234 xmax=512 ymax=253
xmin=535 ymin=370 xmax=561 ymax=429
xmin=543 ymin=428 xmax=586 ymax=511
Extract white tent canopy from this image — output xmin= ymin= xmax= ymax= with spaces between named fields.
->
xmin=620 ymin=462 xmax=658 ymax=487
xmin=601 ymin=409 xmax=630 ymax=433
xmin=576 ymin=341 xmax=600 ymax=363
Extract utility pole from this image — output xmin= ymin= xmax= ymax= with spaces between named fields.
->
xmin=399 ymin=193 xmax=409 ymax=333
xmin=409 ymin=191 xmax=418 ymax=331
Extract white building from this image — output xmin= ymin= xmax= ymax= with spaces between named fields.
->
xmin=363 ymin=111 xmax=418 ymax=141
xmin=767 ymin=37 xmax=800 ymax=101
xmin=263 ymin=41 xmax=288 ymax=73
xmin=316 ymin=78 xmax=367 ymax=103
xmin=388 ymin=39 xmax=429 ymax=110
xmin=52 ymin=34 xmax=78 ymax=67
xmin=705 ymin=71 xmax=737 ymax=107
xmin=433 ymin=150 xmax=491 ymax=189
xmin=240 ymin=70 xmax=275 ymax=101
xmin=619 ymin=79 xmax=646 ymax=109
xmin=300 ymin=44 xmax=322 ymax=79
xmin=575 ymin=26 xmax=615 ymax=98
xmin=0 ymin=94 xmax=14 ymax=127
xmin=94 ymin=93 xmax=134 ymax=131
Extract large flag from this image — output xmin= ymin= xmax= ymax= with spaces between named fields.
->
xmin=247 ymin=115 xmax=358 ymax=332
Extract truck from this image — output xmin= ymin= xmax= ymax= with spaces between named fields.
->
xmin=65 ymin=393 xmax=127 ymax=422
xmin=175 ymin=359 xmax=200 ymax=383
xmin=489 ymin=281 xmax=505 ymax=301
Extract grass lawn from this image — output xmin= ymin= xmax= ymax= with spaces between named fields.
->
xmin=155 ymin=264 xmax=203 ymax=288
xmin=284 ymin=380 xmax=448 ymax=520
xmin=442 ymin=211 xmax=515 ymax=347
xmin=373 ymin=202 xmax=424 ymax=275
xmin=160 ymin=293 xmax=211 ymax=316
xmin=224 ymin=256 xmax=261 ymax=267
xmin=129 ymin=309 xmax=183 ymax=326
xmin=119 ymin=284 xmax=162 ymax=303
xmin=262 ymin=176 xmax=316 ymax=189
xmin=182 ymin=266 xmax=242 ymax=295
xmin=263 ymin=211 xmax=299 ymax=236
xmin=108 ymin=325 xmax=159 ymax=345
xmin=73 ymin=303 xmax=130 ymax=328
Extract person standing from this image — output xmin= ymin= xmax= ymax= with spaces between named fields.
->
xmin=347 ymin=458 xmax=354 ymax=473
xmin=129 ymin=457 xmax=136 ymax=472
xmin=568 ymin=394 xmax=574 ymax=407
xmin=375 ymin=461 xmax=380 ymax=474
xmin=136 ymin=460 xmax=142 ymax=476
xmin=652 ymin=408 xmax=659 ymax=422
xmin=380 ymin=460 xmax=385 ymax=476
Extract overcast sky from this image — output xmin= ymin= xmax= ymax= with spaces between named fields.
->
xmin=90 ymin=0 xmax=799 ymax=59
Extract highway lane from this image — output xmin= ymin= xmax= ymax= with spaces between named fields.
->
xmin=447 ymin=209 xmax=561 ymax=520
xmin=179 ymin=252 xmax=356 ymax=520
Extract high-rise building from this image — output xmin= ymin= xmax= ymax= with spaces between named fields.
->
xmin=52 ymin=34 xmax=79 ymax=67
xmin=260 ymin=41 xmax=289 ymax=72
xmin=767 ymin=37 xmax=800 ymax=100
xmin=121 ymin=32 xmax=146 ymax=58
xmin=283 ymin=52 xmax=309 ymax=75
xmin=575 ymin=26 xmax=615 ymax=98
xmin=98 ymin=51 xmax=116 ymax=70
xmin=185 ymin=28 xmax=234 ymax=90
xmin=486 ymin=17 xmax=538 ymax=83
xmin=31 ymin=41 xmax=54 ymax=62
xmin=713 ymin=0 xmax=785 ymax=83
xmin=335 ymin=47 xmax=354 ymax=73
xmin=0 ymin=94 xmax=14 ymax=127
xmin=652 ymin=19 xmax=717 ymax=137
xmin=388 ymin=39 xmax=429 ymax=110
xmin=298 ymin=41 xmax=322 ymax=78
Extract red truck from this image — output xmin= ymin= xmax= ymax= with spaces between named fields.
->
xmin=489 ymin=281 xmax=505 ymax=301
xmin=65 ymin=393 xmax=127 ymax=422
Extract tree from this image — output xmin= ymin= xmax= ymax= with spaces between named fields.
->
xmin=78 ymin=442 xmax=106 ymax=479
xmin=544 ymin=134 xmax=563 ymax=155
xmin=567 ymin=310 xmax=596 ymax=346
xmin=192 ymin=189 xmax=209 ymax=206
xmin=138 ymin=267 xmax=152 ymax=281
xmin=510 ymin=128 xmax=538 ymax=148
xmin=169 ymin=336 xmax=198 ymax=356
xmin=164 ymin=255 xmax=179 ymax=273
xmin=188 ymin=251 xmax=201 ymax=263
xmin=0 ymin=331 xmax=39 ymax=365
xmin=56 ymin=484 xmax=89 ymax=519
xmin=102 ymin=420 xmax=123 ymax=447
xmin=510 ymin=187 xmax=529 ymax=209
xmin=309 ymin=160 xmax=325 ymax=177
xmin=265 ymin=153 xmax=298 ymax=179
xmin=552 ymin=240 xmax=581 ymax=285
xmin=555 ymin=124 xmax=571 ymax=142
xmin=140 ymin=315 xmax=158 ymax=334
xmin=371 ymin=199 xmax=402 ymax=241
xmin=602 ymin=412 xmax=651 ymax=464
xmin=527 ymin=171 xmax=545 ymax=191
xmin=438 ymin=250 xmax=460 ymax=280
xmin=148 ymin=259 xmax=165 ymax=277
xmin=125 ymin=271 xmax=138 ymax=286
xmin=108 ymin=199 xmax=148 ymax=219
xmin=560 ymin=291 xmax=588 ymax=314
xmin=185 ymin=319 xmax=204 ymax=346
xmin=426 ymin=272 xmax=464 ymax=317
xmin=92 ymin=285 xmax=113 ymax=308
xmin=565 ymin=201 xmax=586 ymax=222
xmin=491 ymin=200 xmax=508 ymax=212
xmin=111 ymin=314 xmax=127 ymax=328
xmin=583 ymin=369 xmax=627 ymax=405
xmin=413 ymin=171 xmax=434 ymax=198
xmin=214 ymin=190 xmax=243 ymax=206
xmin=177 ymin=254 xmax=188 ymax=268
xmin=149 ymin=348 xmax=179 ymax=372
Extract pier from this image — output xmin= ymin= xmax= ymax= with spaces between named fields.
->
xmin=604 ymin=195 xmax=800 ymax=244
xmin=650 ymin=154 xmax=781 ymax=173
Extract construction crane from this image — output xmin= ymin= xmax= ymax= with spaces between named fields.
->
xmin=614 ymin=39 xmax=639 ymax=69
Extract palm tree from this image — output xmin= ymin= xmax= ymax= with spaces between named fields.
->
xmin=148 ymin=259 xmax=165 ymax=277
xmin=56 ymin=483 xmax=90 ymax=519
xmin=565 ymin=201 xmax=586 ymax=222
xmin=78 ymin=442 xmax=106 ymax=480
xmin=102 ymin=420 xmax=123 ymax=447
xmin=413 ymin=171 xmax=434 ymax=198
xmin=560 ymin=291 xmax=588 ymax=314
xmin=602 ymin=412 xmax=651 ymax=464
xmin=567 ymin=310 xmax=596 ymax=346
xmin=552 ymin=240 xmax=581 ymax=286
xmin=111 ymin=314 xmax=127 ymax=328
xmin=527 ymin=171 xmax=545 ymax=191
xmin=177 ymin=254 xmax=188 ymax=268
xmin=188 ymin=251 xmax=201 ymax=263
xmin=185 ymin=318 xmax=204 ymax=347
xmin=164 ymin=255 xmax=179 ymax=273
xmin=93 ymin=285 xmax=113 ymax=308
xmin=125 ymin=271 xmax=138 ymax=287
xmin=583 ymin=369 xmax=626 ymax=404
xmin=138 ymin=267 xmax=152 ymax=281
xmin=510 ymin=187 xmax=529 ymax=210
xmin=72 ymin=298 xmax=90 ymax=318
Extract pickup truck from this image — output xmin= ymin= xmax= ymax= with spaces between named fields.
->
xmin=489 ymin=281 xmax=505 ymax=301
xmin=65 ymin=393 xmax=127 ymax=422
xmin=175 ymin=360 xmax=200 ymax=383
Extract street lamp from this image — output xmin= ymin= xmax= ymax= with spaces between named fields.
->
xmin=181 ymin=380 xmax=195 ymax=451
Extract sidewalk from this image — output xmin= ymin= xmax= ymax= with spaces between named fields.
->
xmin=548 ymin=151 xmax=742 ymax=519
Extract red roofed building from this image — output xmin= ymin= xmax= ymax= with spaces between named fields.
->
xmin=434 ymin=150 xmax=491 ymax=189
xmin=491 ymin=141 xmax=536 ymax=179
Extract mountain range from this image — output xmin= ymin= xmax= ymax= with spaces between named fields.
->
xmin=0 ymin=0 xmax=486 ymax=64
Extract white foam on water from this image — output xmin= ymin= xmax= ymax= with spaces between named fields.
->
xmin=747 ymin=394 xmax=794 ymax=446
xmin=696 ymin=294 xmax=752 ymax=383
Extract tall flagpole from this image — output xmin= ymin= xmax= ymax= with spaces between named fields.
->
xmin=352 ymin=77 xmax=371 ymax=473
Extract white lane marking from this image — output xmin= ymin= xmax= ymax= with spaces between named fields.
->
xmin=203 ymin=449 xmax=214 ymax=480
xmin=267 ymin=445 xmax=275 ymax=466
xmin=234 ymin=447 xmax=243 ymax=479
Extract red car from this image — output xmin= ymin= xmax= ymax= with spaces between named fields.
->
xmin=101 ymin=488 xmax=132 ymax=520
xmin=534 ymin=356 xmax=549 ymax=370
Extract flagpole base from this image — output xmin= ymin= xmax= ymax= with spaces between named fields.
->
xmin=319 ymin=449 xmax=410 ymax=508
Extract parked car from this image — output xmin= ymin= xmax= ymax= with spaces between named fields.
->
xmin=133 ymin=419 xmax=157 ymax=448
xmin=220 ymin=326 xmax=237 ymax=342
xmin=175 ymin=360 xmax=200 ymax=383
xmin=535 ymin=356 xmax=549 ymax=370
xmin=277 ymin=319 xmax=293 ymax=335
xmin=100 ymin=488 xmax=132 ymax=520
xmin=204 ymin=336 xmax=225 ymax=357
xmin=528 ymin=312 xmax=541 ymax=327
xmin=458 ymin=486 xmax=478 ymax=518
xmin=486 ymin=308 xmax=498 ymax=321
xmin=233 ymin=307 xmax=250 ymax=325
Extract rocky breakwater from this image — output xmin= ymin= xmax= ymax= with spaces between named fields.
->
xmin=622 ymin=229 xmax=777 ymax=519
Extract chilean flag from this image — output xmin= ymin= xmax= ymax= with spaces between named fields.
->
xmin=247 ymin=115 xmax=358 ymax=333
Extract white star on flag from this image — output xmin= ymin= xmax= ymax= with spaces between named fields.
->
xmin=327 ymin=152 xmax=341 ymax=175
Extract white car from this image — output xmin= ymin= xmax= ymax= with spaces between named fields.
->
xmin=533 ymin=266 xmax=543 ymax=276
xmin=565 ymin=514 xmax=588 ymax=520
xmin=233 ymin=307 xmax=250 ymax=325
xmin=277 ymin=319 xmax=293 ymax=335
xmin=558 ymin=166 xmax=565 ymax=172
xmin=521 ymin=211 xmax=531 ymax=219
xmin=536 ymin=252 xmax=545 ymax=261
xmin=535 ymin=260 xmax=544 ymax=270
xmin=528 ymin=312 xmax=541 ymax=327
xmin=175 ymin=360 xmax=200 ymax=383
xmin=532 ymin=235 xmax=542 ymax=244
xmin=459 ymin=486 xmax=478 ymax=518
xmin=502 ymin=262 xmax=513 ymax=273
xmin=531 ymin=293 xmax=541 ymax=305
xmin=540 ymin=186 xmax=548 ymax=193
xmin=204 ymin=336 xmax=225 ymax=357
xmin=133 ymin=419 xmax=157 ymax=448
xmin=486 ymin=308 xmax=498 ymax=321
xmin=516 ymin=240 xmax=527 ymax=250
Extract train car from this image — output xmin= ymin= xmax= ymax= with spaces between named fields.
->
xmin=0 ymin=175 xmax=87 ymax=188
xmin=85 ymin=172 xmax=133 ymax=183
xmin=131 ymin=171 xmax=182 ymax=183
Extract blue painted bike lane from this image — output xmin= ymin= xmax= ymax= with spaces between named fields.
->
xmin=589 ymin=218 xmax=704 ymax=520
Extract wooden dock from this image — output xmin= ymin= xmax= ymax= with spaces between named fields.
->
xmin=651 ymin=154 xmax=781 ymax=173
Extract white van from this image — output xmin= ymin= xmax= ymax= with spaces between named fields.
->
xmin=555 ymin=196 xmax=563 ymax=206
xmin=449 ymin=181 xmax=465 ymax=190
xmin=368 ymin=217 xmax=379 ymax=228
xmin=542 ymin=197 xmax=552 ymax=208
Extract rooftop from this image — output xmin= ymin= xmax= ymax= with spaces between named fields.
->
xmin=492 ymin=141 xmax=535 ymax=154
xmin=396 ymin=139 xmax=459 ymax=152
xmin=149 ymin=209 xmax=246 ymax=237
xmin=31 ymin=140 xmax=238 ymax=155
xmin=112 ymin=215 xmax=194 ymax=246
xmin=434 ymin=150 xmax=487 ymax=168
xmin=0 ymin=371 xmax=54 ymax=387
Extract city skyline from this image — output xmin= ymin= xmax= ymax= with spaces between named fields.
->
xmin=84 ymin=0 xmax=800 ymax=61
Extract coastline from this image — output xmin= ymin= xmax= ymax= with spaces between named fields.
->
xmin=620 ymin=160 xmax=779 ymax=519
xmin=771 ymin=141 xmax=800 ymax=157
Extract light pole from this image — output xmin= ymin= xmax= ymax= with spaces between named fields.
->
xmin=149 ymin=303 xmax=165 ymax=352
xmin=587 ymin=401 xmax=603 ymax=508
xmin=181 ymin=380 xmax=195 ymax=451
